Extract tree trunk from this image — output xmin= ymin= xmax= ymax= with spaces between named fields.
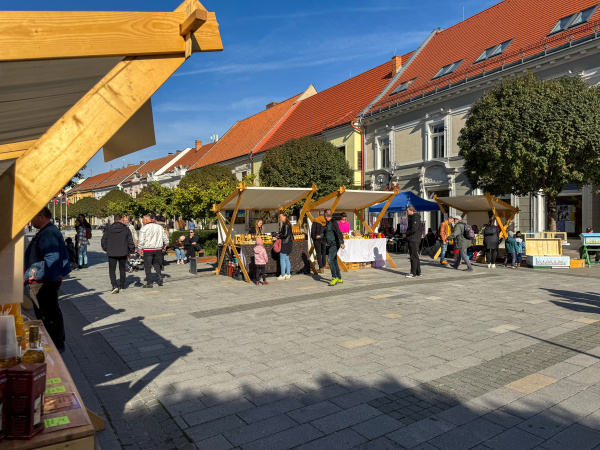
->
xmin=546 ymin=195 xmax=557 ymax=232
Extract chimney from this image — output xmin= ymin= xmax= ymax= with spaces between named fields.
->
xmin=195 ymin=140 xmax=202 ymax=150
xmin=127 ymin=164 xmax=134 ymax=167
xmin=266 ymin=102 xmax=279 ymax=110
xmin=391 ymin=55 xmax=402 ymax=76
xmin=140 ymin=161 xmax=145 ymax=164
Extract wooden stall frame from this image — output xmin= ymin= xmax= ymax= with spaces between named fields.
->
xmin=305 ymin=187 xmax=398 ymax=274
xmin=212 ymin=184 xmax=317 ymax=283
xmin=433 ymin=192 xmax=519 ymax=239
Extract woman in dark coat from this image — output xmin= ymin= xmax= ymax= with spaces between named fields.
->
xmin=483 ymin=221 xmax=500 ymax=268
xmin=277 ymin=213 xmax=293 ymax=280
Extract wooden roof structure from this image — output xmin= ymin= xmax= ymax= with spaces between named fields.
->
xmin=0 ymin=1 xmax=222 ymax=301
xmin=0 ymin=0 xmax=221 ymax=251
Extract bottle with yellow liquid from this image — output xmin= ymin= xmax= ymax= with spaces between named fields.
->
xmin=22 ymin=326 xmax=45 ymax=364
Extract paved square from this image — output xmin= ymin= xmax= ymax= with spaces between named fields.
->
xmin=50 ymin=240 xmax=600 ymax=449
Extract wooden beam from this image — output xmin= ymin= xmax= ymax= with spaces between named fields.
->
xmin=0 ymin=140 xmax=37 ymax=161
xmin=180 ymin=9 xmax=208 ymax=36
xmin=297 ymin=185 xmax=317 ymax=224
xmin=0 ymin=8 xmax=221 ymax=62
xmin=432 ymin=195 xmax=447 ymax=216
xmin=212 ymin=184 xmax=246 ymax=212
xmin=0 ymin=55 xmax=187 ymax=251
xmin=306 ymin=188 xmax=343 ymax=212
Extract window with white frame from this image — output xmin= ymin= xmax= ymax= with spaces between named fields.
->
xmin=378 ymin=137 xmax=390 ymax=169
xmin=430 ymin=123 xmax=445 ymax=159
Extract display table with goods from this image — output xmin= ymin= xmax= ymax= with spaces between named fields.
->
xmin=0 ymin=305 xmax=99 ymax=448
xmin=305 ymin=187 xmax=399 ymax=274
xmin=213 ymin=185 xmax=317 ymax=283
xmin=338 ymin=233 xmax=387 ymax=269
xmin=579 ymin=233 xmax=600 ymax=267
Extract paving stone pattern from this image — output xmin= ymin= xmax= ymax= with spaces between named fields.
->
xmin=48 ymin=238 xmax=600 ymax=449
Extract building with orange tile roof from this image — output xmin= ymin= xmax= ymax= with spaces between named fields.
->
xmin=253 ymin=55 xmax=413 ymax=186
xmin=121 ymin=152 xmax=182 ymax=197
xmin=190 ymin=88 xmax=316 ymax=179
xmin=360 ymin=0 xmax=600 ymax=235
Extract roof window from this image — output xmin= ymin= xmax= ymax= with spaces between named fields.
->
xmin=391 ymin=77 xmax=418 ymax=95
xmin=549 ymin=5 xmax=599 ymax=35
xmin=475 ymin=39 xmax=514 ymax=63
xmin=432 ymin=60 xmax=464 ymax=80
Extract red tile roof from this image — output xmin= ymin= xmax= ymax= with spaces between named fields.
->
xmin=367 ymin=0 xmax=600 ymax=114
xmin=94 ymin=164 xmax=143 ymax=190
xmin=165 ymin=143 xmax=215 ymax=172
xmin=255 ymin=56 xmax=411 ymax=153
xmin=126 ymin=153 xmax=180 ymax=181
xmin=70 ymin=171 xmax=114 ymax=193
xmin=191 ymin=94 xmax=303 ymax=169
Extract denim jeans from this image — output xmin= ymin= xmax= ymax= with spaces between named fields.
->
xmin=327 ymin=245 xmax=342 ymax=280
xmin=280 ymin=252 xmax=290 ymax=276
xmin=175 ymin=248 xmax=185 ymax=261
xmin=439 ymin=241 xmax=448 ymax=263
xmin=78 ymin=244 xmax=88 ymax=266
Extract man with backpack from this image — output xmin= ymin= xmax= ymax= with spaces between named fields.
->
xmin=448 ymin=215 xmax=474 ymax=271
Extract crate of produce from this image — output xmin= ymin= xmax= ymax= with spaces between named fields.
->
xmin=347 ymin=263 xmax=360 ymax=270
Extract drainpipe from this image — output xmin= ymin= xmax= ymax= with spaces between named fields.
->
xmin=350 ymin=118 xmax=365 ymax=189
xmin=250 ymin=152 xmax=255 ymax=178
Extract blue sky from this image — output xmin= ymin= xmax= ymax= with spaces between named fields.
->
xmin=1 ymin=0 xmax=497 ymax=177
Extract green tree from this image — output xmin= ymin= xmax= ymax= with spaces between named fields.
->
xmin=259 ymin=136 xmax=353 ymax=199
xmin=136 ymin=182 xmax=176 ymax=219
xmin=67 ymin=196 xmax=98 ymax=220
xmin=458 ymin=72 xmax=600 ymax=231
xmin=96 ymin=189 xmax=132 ymax=218
xmin=179 ymin=164 xmax=237 ymax=190
xmin=173 ymin=181 xmax=234 ymax=222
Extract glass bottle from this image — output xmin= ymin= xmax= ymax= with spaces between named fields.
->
xmin=22 ymin=326 xmax=45 ymax=364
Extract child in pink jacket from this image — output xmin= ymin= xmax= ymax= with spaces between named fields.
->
xmin=254 ymin=237 xmax=269 ymax=285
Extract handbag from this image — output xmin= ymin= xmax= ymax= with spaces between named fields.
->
xmin=273 ymin=238 xmax=282 ymax=253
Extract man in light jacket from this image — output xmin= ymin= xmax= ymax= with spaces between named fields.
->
xmin=138 ymin=215 xmax=169 ymax=288
xmin=448 ymin=215 xmax=473 ymax=271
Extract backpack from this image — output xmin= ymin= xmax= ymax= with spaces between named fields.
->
xmin=86 ymin=226 xmax=92 ymax=240
xmin=463 ymin=223 xmax=475 ymax=240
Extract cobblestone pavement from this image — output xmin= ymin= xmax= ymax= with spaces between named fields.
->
xmin=46 ymin=239 xmax=600 ymax=449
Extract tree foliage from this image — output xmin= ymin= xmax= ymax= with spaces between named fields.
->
xmin=259 ymin=136 xmax=353 ymax=199
xmin=135 ymin=182 xmax=176 ymax=218
xmin=179 ymin=164 xmax=237 ymax=190
xmin=458 ymin=72 xmax=600 ymax=230
xmin=173 ymin=181 xmax=234 ymax=221
xmin=96 ymin=189 xmax=132 ymax=218
xmin=67 ymin=196 xmax=98 ymax=220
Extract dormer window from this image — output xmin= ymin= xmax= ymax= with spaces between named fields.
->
xmin=391 ymin=78 xmax=418 ymax=95
xmin=475 ymin=39 xmax=513 ymax=63
xmin=432 ymin=60 xmax=464 ymax=80
xmin=549 ymin=5 xmax=599 ymax=35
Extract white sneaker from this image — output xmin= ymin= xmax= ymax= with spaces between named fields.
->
xmin=277 ymin=275 xmax=286 ymax=280
xmin=492 ymin=264 xmax=496 ymax=268
xmin=285 ymin=274 xmax=291 ymax=280
xmin=405 ymin=274 xmax=414 ymax=278
xmin=487 ymin=264 xmax=491 ymax=268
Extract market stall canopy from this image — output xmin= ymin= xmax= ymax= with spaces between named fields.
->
xmin=369 ymin=191 xmax=440 ymax=213
xmin=0 ymin=0 xmax=223 ymax=254
xmin=213 ymin=186 xmax=316 ymax=212
xmin=308 ymin=188 xmax=397 ymax=212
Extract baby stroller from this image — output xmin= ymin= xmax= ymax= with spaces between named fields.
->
xmin=65 ymin=237 xmax=78 ymax=269
xmin=127 ymin=251 xmax=144 ymax=273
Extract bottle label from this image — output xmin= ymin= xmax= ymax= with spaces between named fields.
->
xmin=34 ymin=396 xmax=41 ymax=426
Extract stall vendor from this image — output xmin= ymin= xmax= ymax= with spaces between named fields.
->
xmin=338 ymin=213 xmax=350 ymax=234
xmin=255 ymin=219 xmax=264 ymax=235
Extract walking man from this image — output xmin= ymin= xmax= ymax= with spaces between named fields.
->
xmin=324 ymin=209 xmax=345 ymax=286
xmin=24 ymin=207 xmax=71 ymax=352
xmin=438 ymin=215 xmax=455 ymax=265
xmin=449 ymin=215 xmax=473 ymax=271
xmin=101 ymin=214 xmax=135 ymax=293
xmin=311 ymin=209 xmax=327 ymax=273
xmin=138 ymin=215 xmax=169 ymax=288
xmin=404 ymin=205 xmax=422 ymax=277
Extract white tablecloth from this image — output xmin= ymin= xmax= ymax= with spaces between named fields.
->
xmin=338 ymin=238 xmax=387 ymax=263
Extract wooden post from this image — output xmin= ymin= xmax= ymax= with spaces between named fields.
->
xmin=297 ymin=185 xmax=318 ymax=224
xmin=215 ymin=188 xmax=244 ymax=276
xmin=306 ymin=211 xmax=320 ymax=275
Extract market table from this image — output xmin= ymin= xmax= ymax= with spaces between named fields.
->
xmin=2 ymin=321 xmax=98 ymax=449
xmin=338 ymin=238 xmax=387 ymax=264
xmin=237 ymin=241 xmax=310 ymax=277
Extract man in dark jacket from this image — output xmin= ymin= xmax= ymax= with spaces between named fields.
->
xmin=25 ymin=207 xmax=71 ymax=352
xmin=403 ymin=205 xmax=422 ymax=277
xmin=101 ymin=214 xmax=135 ymax=293
xmin=449 ymin=215 xmax=473 ymax=271
xmin=311 ymin=209 xmax=326 ymax=273
xmin=324 ymin=210 xmax=345 ymax=286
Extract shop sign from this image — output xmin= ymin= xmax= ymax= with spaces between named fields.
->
xmin=528 ymin=256 xmax=570 ymax=267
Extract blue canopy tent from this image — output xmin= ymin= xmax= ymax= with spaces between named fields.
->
xmin=369 ymin=191 xmax=440 ymax=213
